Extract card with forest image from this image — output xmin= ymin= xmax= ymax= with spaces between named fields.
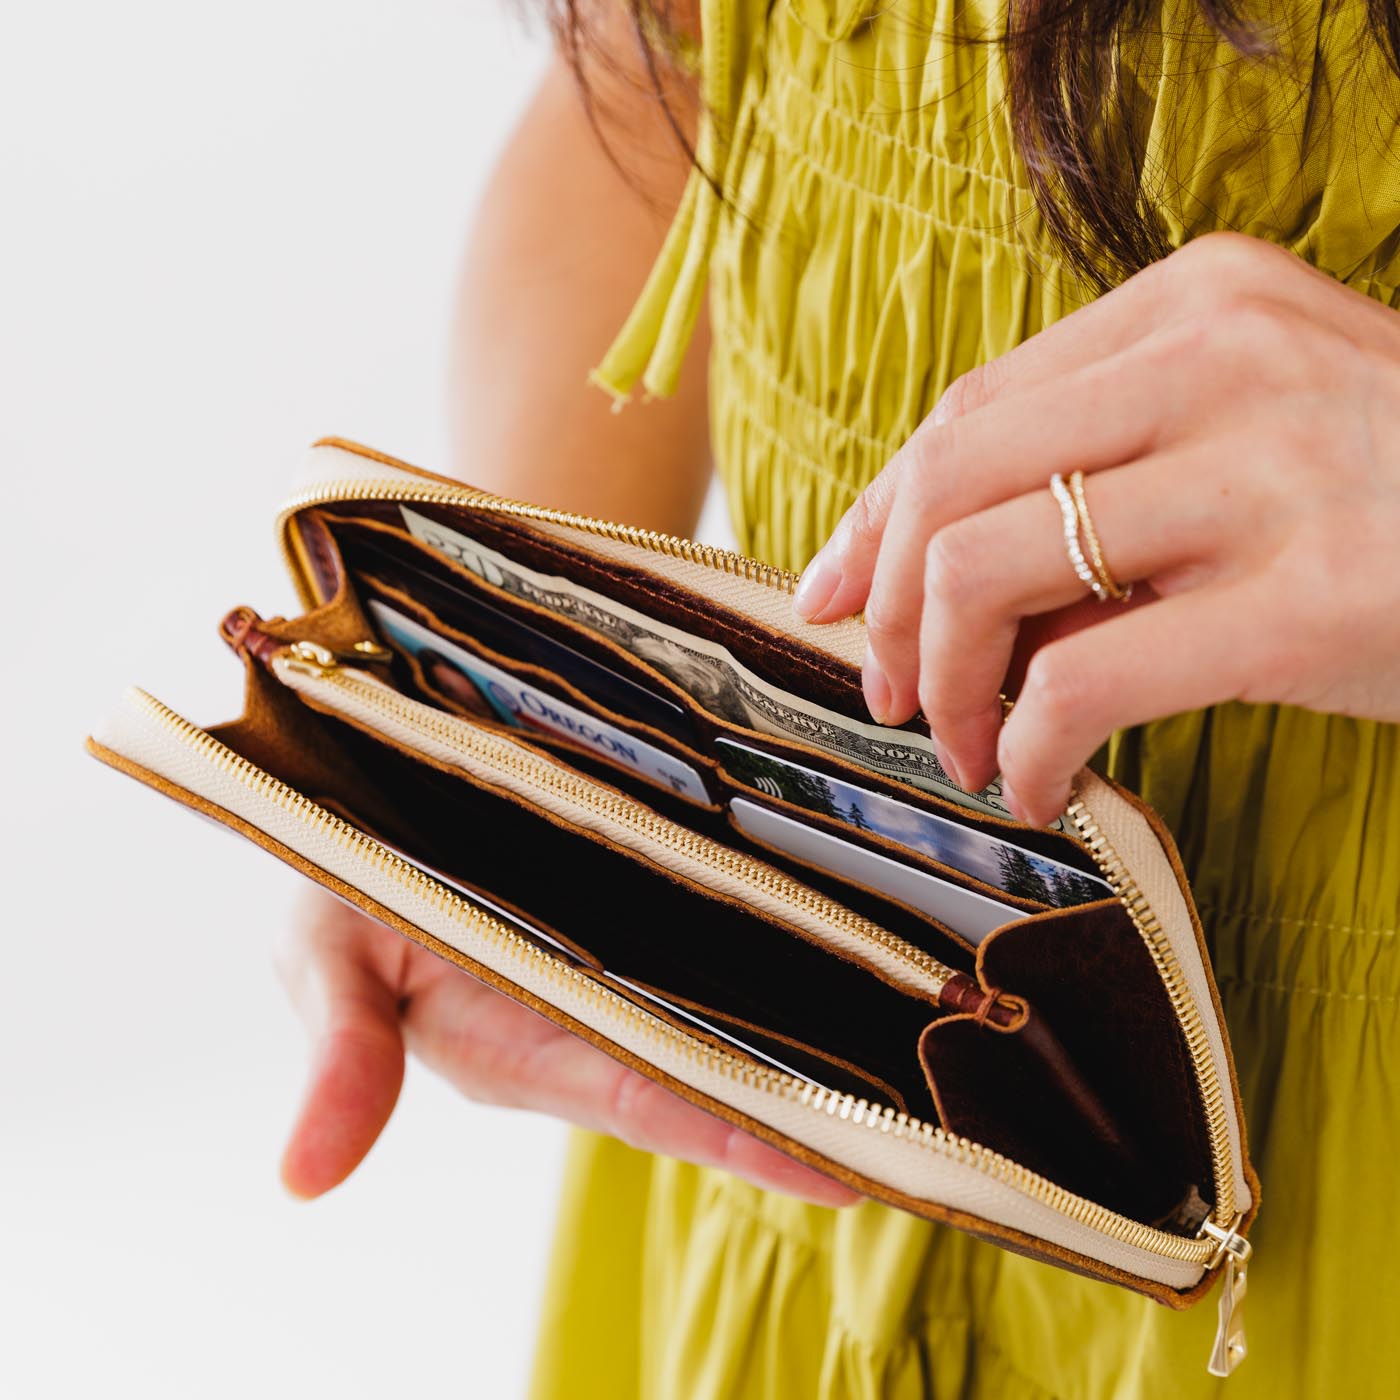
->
xmin=716 ymin=739 xmax=1109 ymax=907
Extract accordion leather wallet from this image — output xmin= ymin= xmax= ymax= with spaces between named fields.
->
xmin=89 ymin=439 xmax=1260 ymax=1374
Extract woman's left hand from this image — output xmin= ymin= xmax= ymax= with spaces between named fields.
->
xmin=791 ymin=232 xmax=1400 ymax=827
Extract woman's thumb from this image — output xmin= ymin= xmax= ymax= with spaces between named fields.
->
xmin=278 ymin=914 xmax=406 ymax=1199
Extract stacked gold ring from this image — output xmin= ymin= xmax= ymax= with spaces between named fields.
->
xmin=1049 ymin=470 xmax=1133 ymax=603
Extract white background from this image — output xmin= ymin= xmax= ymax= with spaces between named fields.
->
xmin=0 ymin=5 xmax=728 ymax=1395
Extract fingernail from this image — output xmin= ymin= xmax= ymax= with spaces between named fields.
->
xmin=863 ymin=644 xmax=891 ymax=724
xmin=793 ymin=549 xmax=842 ymax=622
xmin=930 ymin=739 xmax=964 ymax=791
xmin=1002 ymin=782 xmax=1052 ymax=827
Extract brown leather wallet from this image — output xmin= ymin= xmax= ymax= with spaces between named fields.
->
xmin=88 ymin=437 xmax=1259 ymax=1375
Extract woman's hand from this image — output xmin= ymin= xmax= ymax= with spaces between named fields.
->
xmin=792 ymin=232 xmax=1400 ymax=826
xmin=276 ymin=890 xmax=858 ymax=1206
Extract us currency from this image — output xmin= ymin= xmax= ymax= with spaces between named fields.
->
xmin=400 ymin=507 xmax=1064 ymax=830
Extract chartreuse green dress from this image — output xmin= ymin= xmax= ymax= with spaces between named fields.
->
xmin=528 ymin=0 xmax=1400 ymax=1393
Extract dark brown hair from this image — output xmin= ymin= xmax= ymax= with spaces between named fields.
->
xmin=1006 ymin=0 xmax=1400 ymax=287
xmin=549 ymin=0 xmax=1400 ymax=290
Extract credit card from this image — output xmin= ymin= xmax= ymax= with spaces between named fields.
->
xmin=729 ymin=797 xmax=1021 ymax=944
xmin=370 ymin=601 xmax=712 ymax=804
xmin=717 ymin=738 xmax=1108 ymax=907
xmin=347 ymin=535 xmax=692 ymax=739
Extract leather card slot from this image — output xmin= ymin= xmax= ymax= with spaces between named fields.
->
xmin=717 ymin=775 xmax=1053 ymax=916
xmin=712 ymin=729 xmax=1101 ymax=874
xmin=721 ymin=805 xmax=980 ymax=973
xmin=597 ymin=974 xmax=914 ymax=1114
xmin=919 ymin=900 xmax=1215 ymax=1226
xmin=389 ymin=632 xmax=501 ymax=724
xmin=353 ymin=569 xmax=723 ymax=810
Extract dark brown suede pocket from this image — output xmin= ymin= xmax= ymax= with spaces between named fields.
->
xmin=918 ymin=901 xmax=1214 ymax=1225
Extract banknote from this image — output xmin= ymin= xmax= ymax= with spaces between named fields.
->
xmin=400 ymin=507 xmax=1063 ymax=829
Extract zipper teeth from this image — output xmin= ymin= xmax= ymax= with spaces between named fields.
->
xmin=276 ymin=479 xmax=798 ymax=605
xmin=128 ymin=685 xmax=1217 ymax=1269
xmin=291 ymin=661 xmax=953 ymax=994
xmin=275 ymin=470 xmax=1238 ymax=1257
xmin=1066 ymin=799 xmax=1236 ymax=1229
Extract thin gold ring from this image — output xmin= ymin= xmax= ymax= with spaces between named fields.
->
xmin=1049 ymin=472 xmax=1108 ymax=601
xmin=1068 ymin=469 xmax=1133 ymax=602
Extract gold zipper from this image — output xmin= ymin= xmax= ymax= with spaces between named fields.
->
xmin=276 ymin=474 xmax=1242 ymax=1215
xmin=1065 ymin=799 xmax=1237 ymax=1233
xmin=1066 ymin=798 xmax=1253 ymax=1375
xmin=275 ymin=478 xmax=799 ymax=611
xmin=279 ymin=642 xmax=954 ymax=1002
xmin=126 ymin=682 xmax=1225 ymax=1273
xmin=273 ymin=470 xmax=1252 ymax=1367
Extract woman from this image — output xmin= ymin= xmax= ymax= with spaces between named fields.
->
xmin=276 ymin=0 xmax=1400 ymax=1393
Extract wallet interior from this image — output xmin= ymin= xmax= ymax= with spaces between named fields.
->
xmin=206 ymin=497 xmax=1219 ymax=1232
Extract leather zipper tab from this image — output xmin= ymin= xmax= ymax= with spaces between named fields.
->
xmin=219 ymin=607 xmax=285 ymax=666
xmin=936 ymin=973 xmax=1022 ymax=1029
xmin=218 ymin=606 xmax=392 ymax=675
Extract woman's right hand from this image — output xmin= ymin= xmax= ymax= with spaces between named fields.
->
xmin=276 ymin=889 xmax=860 ymax=1206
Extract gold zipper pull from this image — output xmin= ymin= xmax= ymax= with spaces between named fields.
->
xmin=1200 ymin=1216 xmax=1251 ymax=1376
xmin=283 ymin=640 xmax=343 ymax=676
xmin=283 ymin=638 xmax=392 ymax=677
xmin=221 ymin=607 xmax=392 ymax=676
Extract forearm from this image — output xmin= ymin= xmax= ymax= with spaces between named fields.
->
xmin=449 ymin=48 xmax=711 ymax=535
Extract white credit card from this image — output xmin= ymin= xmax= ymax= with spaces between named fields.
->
xmin=729 ymin=797 xmax=1020 ymax=945
xmin=369 ymin=600 xmax=710 ymax=804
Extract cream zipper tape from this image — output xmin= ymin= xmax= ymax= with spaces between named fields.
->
xmin=1067 ymin=773 xmax=1251 ymax=1228
xmin=278 ymin=440 xmax=1249 ymax=1233
xmin=93 ymin=684 xmax=1217 ymax=1291
xmin=279 ymin=441 xmax=867 ymax=668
